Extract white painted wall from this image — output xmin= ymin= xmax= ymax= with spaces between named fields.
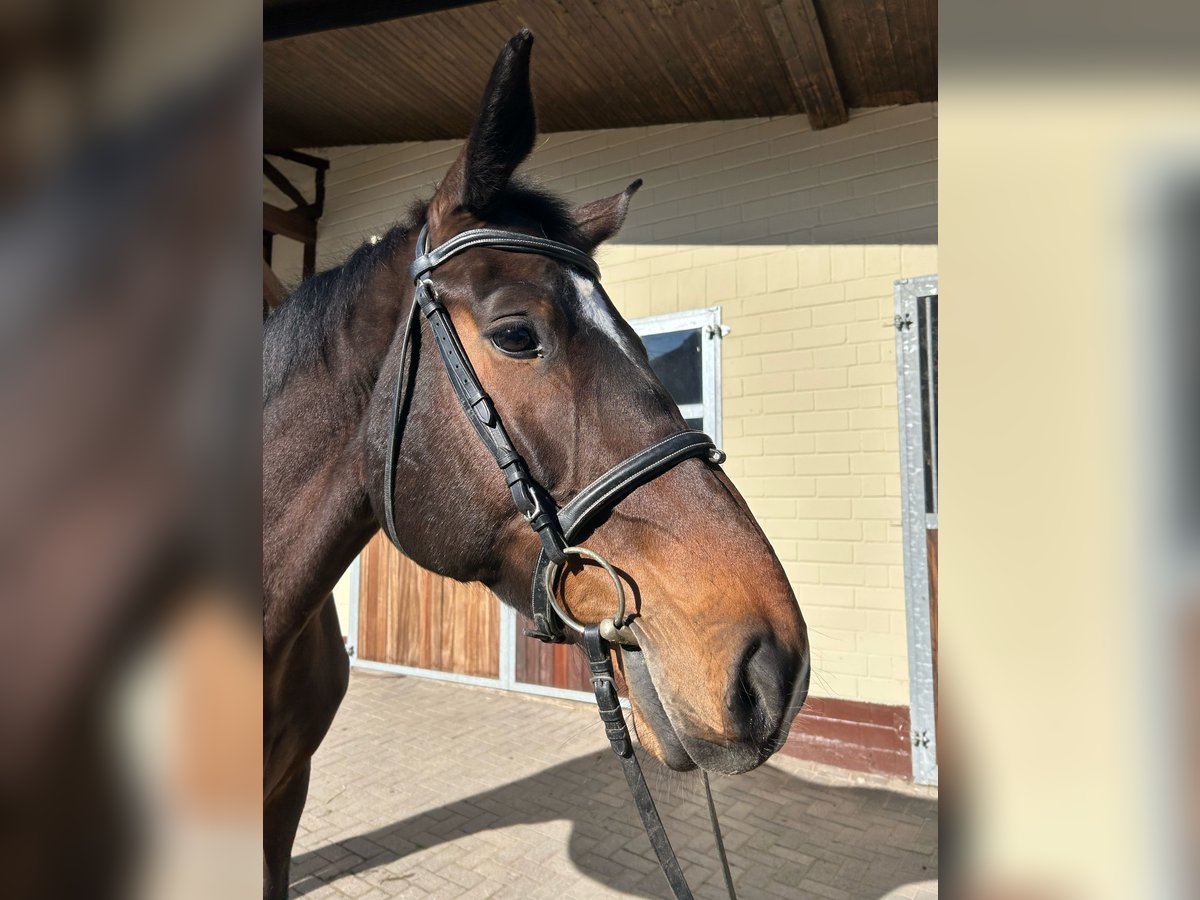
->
xmin=313 ymin=104 xmax=936 ymax=267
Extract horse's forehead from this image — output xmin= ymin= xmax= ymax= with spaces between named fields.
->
xmin=451 ymin=248 xmax=640 ymax=360
xmin=454 ymin=246 xmax=561 ymax=286
xmin=567 ymin=272 xmax=640 ymax=360
xmin=514 ymin=258 xmax=641 ymax=361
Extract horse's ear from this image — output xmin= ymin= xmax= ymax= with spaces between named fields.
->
xmin=430 ymin=30 xmax=537 ymax=226
xmin=573 ymin=179 xmax=643 ymax=249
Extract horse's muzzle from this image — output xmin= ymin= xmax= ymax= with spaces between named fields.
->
xmin=622 ymin=628 xmax=811 ymax=775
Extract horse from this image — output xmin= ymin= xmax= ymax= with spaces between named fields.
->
xmin=263 ymin=30 xmax=810 ymax=900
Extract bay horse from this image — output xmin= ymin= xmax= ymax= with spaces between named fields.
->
xmin=263 ymin=31 xmax=809 ymax=900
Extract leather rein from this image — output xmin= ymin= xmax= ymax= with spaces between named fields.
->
xmin=380 ymin=223 xmax=737 ymax=900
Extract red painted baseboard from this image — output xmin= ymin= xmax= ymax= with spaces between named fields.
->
xmin=780 ymin=697 xmax=912 ymax=779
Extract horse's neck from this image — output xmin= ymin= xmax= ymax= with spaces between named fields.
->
xmin=263 ymin=269 xmax=412 ymax=652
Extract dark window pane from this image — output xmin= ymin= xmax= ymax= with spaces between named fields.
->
xmin=684 ymin=416 xmax=703 ymax=431
xmin=641 ymin=329 xmax=702 ymax=406
xmin=917 ymin=295 xmax=938 ymax=514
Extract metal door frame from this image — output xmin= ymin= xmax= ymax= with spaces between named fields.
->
xmin=346 ymin=306 xmax=724 ymax=704
xmin=895 ymin=275 xmax=939 ymax=785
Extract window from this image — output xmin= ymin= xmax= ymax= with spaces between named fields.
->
xmin=630 ymin=308 xmax=724 ymax=439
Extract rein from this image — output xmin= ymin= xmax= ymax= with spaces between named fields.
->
xmin=380 ymin=222 xmax=737 ymax=900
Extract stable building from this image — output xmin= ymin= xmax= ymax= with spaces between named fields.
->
xmin=264 ymin=0 xmax=938 ymax=784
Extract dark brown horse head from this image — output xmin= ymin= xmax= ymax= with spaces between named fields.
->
xmin=366 ymin=31 xmax=809 ymax=775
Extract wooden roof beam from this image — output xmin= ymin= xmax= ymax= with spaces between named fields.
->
xmin=266 ymin=149 xmax=330 ymax=171
xmin=263 ymin=203 xmax=316 ymax=244
xmin=264 ymin=158 xmax=310 ymax=212
xmin=759 ymin=0 xmax=848 ymax=130
xmin=264 ymin=150 xmax=328 ymax=220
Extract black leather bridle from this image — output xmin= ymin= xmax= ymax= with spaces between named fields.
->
xmin=379 ymin=223 xmax=738 ymax=900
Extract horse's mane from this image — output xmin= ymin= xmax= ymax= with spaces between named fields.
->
xmin=262 ymin=181 xmax=582 ymax=404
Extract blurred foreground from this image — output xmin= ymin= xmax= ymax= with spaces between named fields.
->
xmin=941 ymin=0 xmax=1200 ymax=897
xmin=0 ymin=1 xmax=259 ymax=898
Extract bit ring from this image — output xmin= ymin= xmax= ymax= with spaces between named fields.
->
xmin=543 ymin=546 xmax=628 ymax=635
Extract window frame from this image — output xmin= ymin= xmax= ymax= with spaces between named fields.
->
xmin=628 ymin=306 xmax=724 ymax=442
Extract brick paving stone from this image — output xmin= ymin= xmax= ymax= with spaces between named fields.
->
xmin=289 ymin=671 xmax=937 ymax=899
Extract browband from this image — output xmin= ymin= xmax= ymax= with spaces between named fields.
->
xmin=409 ymin=224 xmax=600 ymax=282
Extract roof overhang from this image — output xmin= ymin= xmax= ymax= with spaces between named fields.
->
xmin=264 ymin=0 xmax=935 ymax=150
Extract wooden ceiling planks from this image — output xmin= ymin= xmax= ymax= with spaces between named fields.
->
xmin=887 ymin=0 xmax=920 ymax=103
xmin=731 ymin=0 xmax=800 ymax=115
xmin=264 ymin=0 xmax=936 ymax=150
xmin=559 ymin=4 xmax=658 ymax=126
xmin=818 ymin=0 xmax=933 ymax=109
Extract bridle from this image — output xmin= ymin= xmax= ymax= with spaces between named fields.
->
xmin=379 ymin=222 xmax=739 ymax=899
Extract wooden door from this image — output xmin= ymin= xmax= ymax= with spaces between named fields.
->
xmin=357 ymin=533 xmax=500 ymax=678
xmin=514 ymin=617 xmax=629 ymax=695
xmin=514 ymin=622 xmax=591 ymax=692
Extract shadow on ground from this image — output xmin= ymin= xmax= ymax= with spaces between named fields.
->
xmin=290 ymin=749 xmax=937 ymax=899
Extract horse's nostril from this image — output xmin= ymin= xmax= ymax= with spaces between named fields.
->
xmin=732 ymin=638 xmax=790 ymax=741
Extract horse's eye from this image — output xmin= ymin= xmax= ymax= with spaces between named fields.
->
xmin=491 ymin=324 xmax=540 ymax=357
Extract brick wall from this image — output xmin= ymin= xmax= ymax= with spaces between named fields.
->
xmin=297 ymin=104 xmax=937 ymax=707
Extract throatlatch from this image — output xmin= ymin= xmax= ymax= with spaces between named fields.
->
xmin=379 ymin=222 xmax=736 ymax=900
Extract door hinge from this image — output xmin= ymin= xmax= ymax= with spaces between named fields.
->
xmin=704 ymin=324 xmax=731 ymax=340
xmin=913 ymin=729 xmax=931 ymax=749
xmin=891 ymin=313 xmax=913 ymax=332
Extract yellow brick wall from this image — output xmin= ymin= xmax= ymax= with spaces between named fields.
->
xmin=597 ymin=243 xmax=936 ymax=706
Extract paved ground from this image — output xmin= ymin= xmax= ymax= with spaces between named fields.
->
xmin=291 ymin=671 xmax=938 ymax=900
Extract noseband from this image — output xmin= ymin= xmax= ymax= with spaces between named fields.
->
xmin=379 ymin=223 xmax=737 ymax=900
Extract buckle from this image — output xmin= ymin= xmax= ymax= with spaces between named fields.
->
xmin=415 ymin=279 xmax=440 ymax=313
xmin=522 ymin=614 xmax=567 ymax=644
xmin=519 ymin=482 xmax=544 ymax=524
